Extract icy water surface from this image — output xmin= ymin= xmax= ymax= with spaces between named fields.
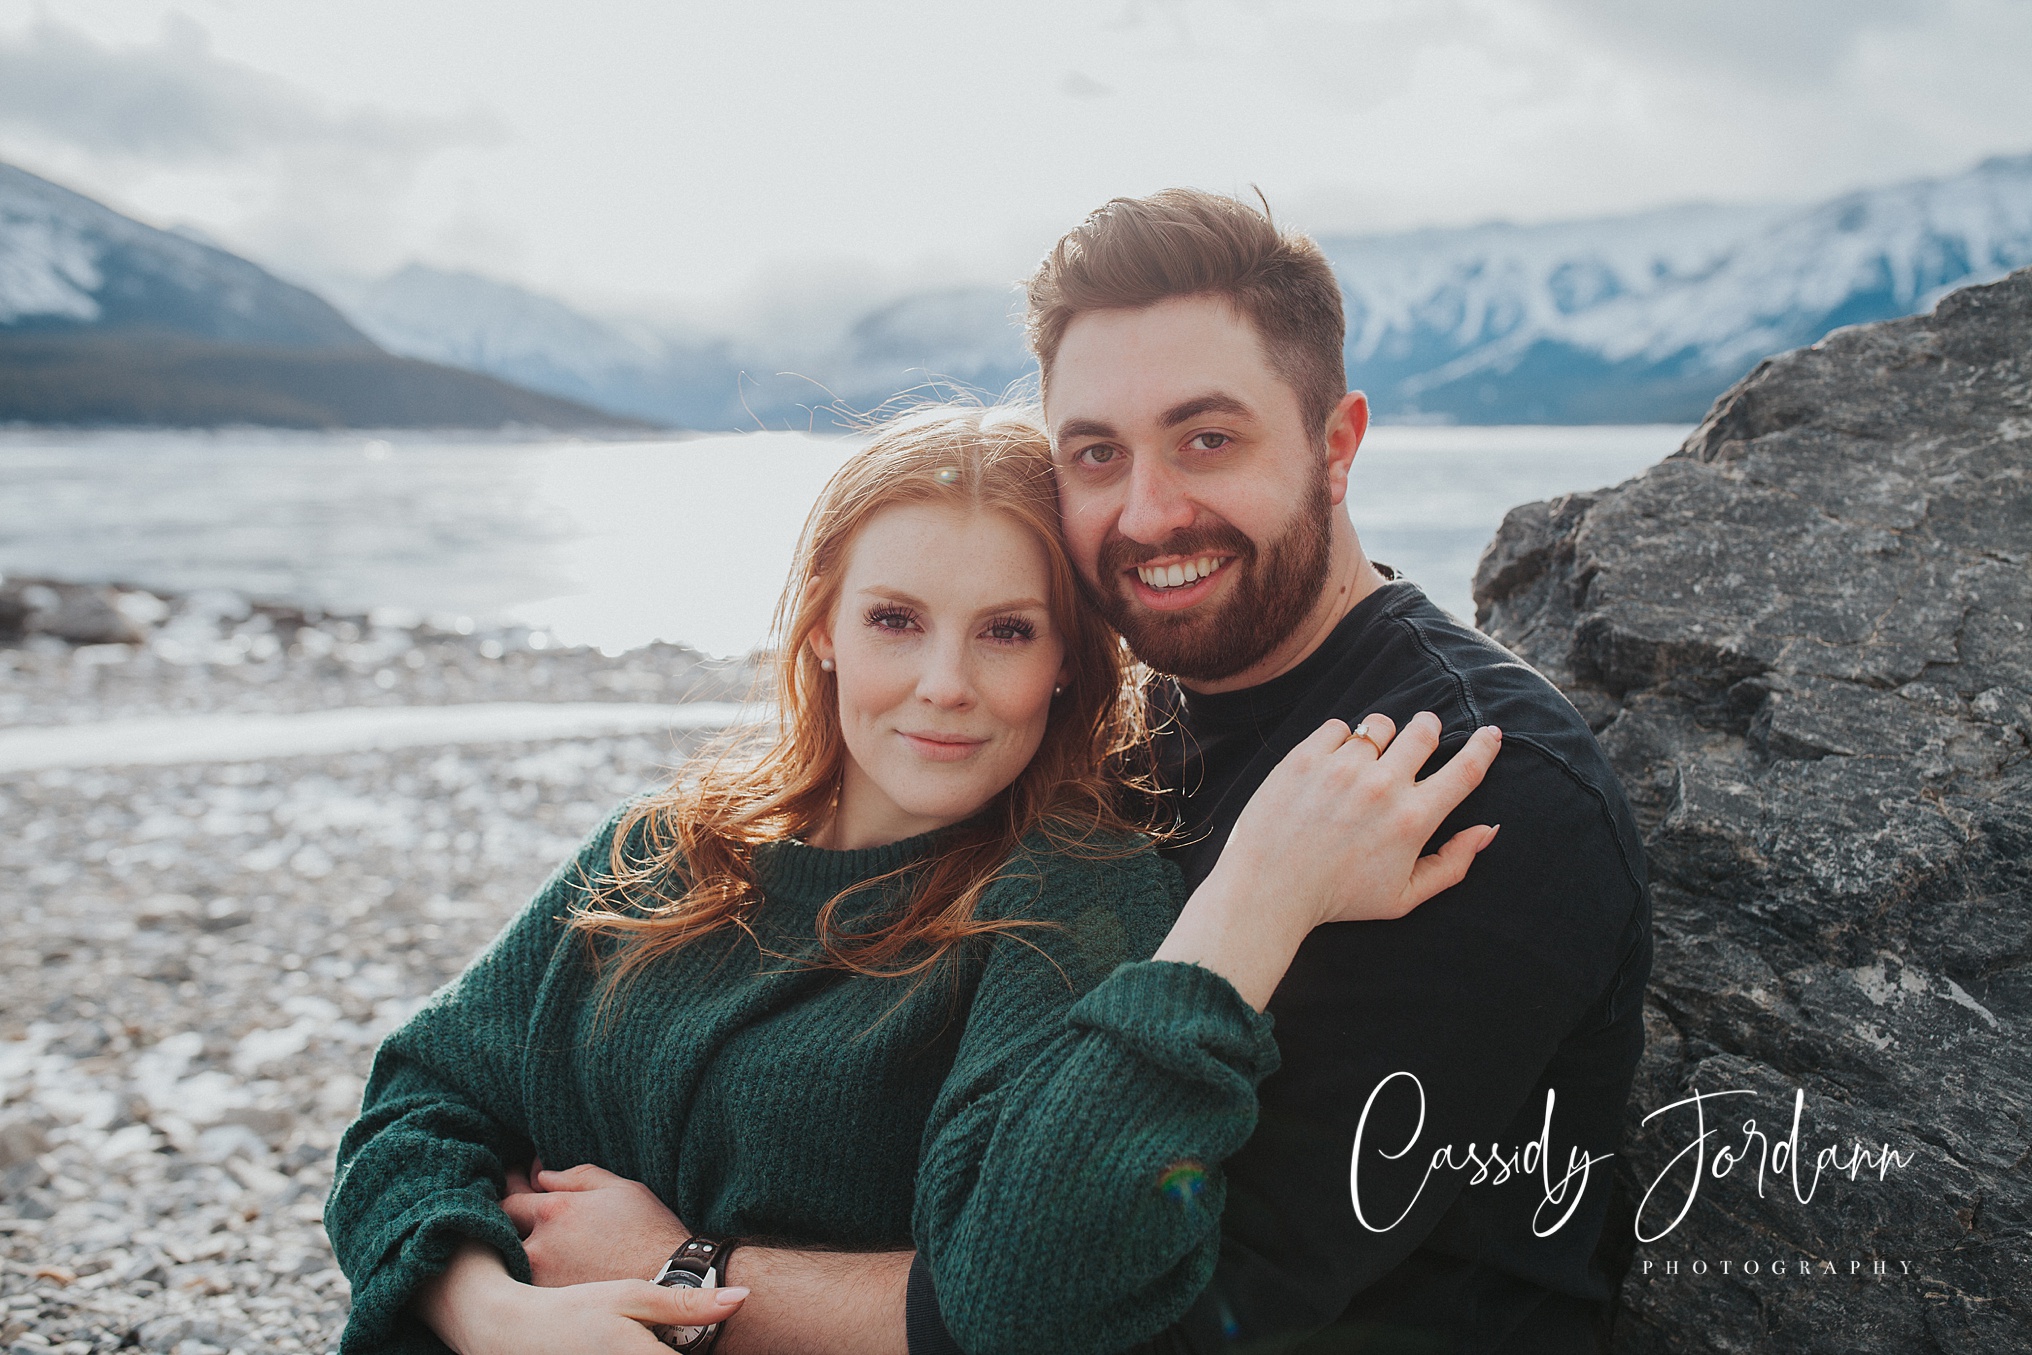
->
xmin=1 ymin=424 xmax=1689 ymax=655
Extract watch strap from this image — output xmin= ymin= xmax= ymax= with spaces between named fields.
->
xmin=654 ymin=1233 xmax=738 ymax=1285
xmin=652 ymin=1234 xmax=741 ymax=1353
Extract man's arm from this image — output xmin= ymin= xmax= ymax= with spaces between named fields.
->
xmin=713 ymin=1249 xmax=914 ymax=1355
xmin=503 ymin=1164 xmax=912 ymax=1355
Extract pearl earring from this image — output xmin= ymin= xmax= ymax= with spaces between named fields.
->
xmin=820 ymin=658 xmax=835 ymax=672
xmin=1053 ymin=684 xmax=1063 ymax=695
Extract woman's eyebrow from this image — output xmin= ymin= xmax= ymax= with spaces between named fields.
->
xmin=858 ymin=585 xmax=930 ymax=608
xmin=976 ymin=597 xmax=1048 ymax=615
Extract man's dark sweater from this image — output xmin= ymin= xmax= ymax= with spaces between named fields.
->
xmin=906 ymin=575 xmax=1651 ymax=1355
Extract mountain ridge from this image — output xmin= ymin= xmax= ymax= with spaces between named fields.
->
xmin=9 ymin=153 xmax=2031 ymax=429
xmin=0 ymin=162 xmax=648 ymax=429
xmin=0 ymin=162 xmax=374 ymax=350
xmin=320 ymin=152 xmax=2032 ymax=429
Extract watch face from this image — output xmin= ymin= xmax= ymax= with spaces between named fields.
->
xmin=652 ymin=1263 xmax=715 ymax=1350
xmin=654 ymin=1322 xmax=709 ymax=1350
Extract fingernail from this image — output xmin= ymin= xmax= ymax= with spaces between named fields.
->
xmin=1482 ymin=824 xmax=1502 ymax=848
xmin=715 ymin=1287 xmax=750 ymax=1302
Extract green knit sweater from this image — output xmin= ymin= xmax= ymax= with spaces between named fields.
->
xmin=324 ymin=804 xmax=1279 ymax=1355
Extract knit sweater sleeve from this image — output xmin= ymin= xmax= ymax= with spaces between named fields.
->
xmin=911 ymin=836 xmax=1281 ymax=1355
xmin=323 ymin=806 xmax=630 ymax=1355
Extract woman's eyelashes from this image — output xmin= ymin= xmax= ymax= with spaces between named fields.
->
xmin=862 ymin=606 xmax=1037 ymax=644
xmin=866 ymin=604 xmax=920 ymax=633
xmin=981 ymin=615 xmax=1037 ymax=643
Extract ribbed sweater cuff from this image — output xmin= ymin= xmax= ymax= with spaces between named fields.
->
xmin=1067 ymin=960 xmax=1281 ymax=1085
xmin=338 ymin=1199 xmax=527 ymax=1355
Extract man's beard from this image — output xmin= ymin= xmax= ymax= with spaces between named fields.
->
xmin=1089 ymin=470 xmax=1334 ymax=685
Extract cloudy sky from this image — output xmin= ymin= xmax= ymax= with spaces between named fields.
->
xmin=1 ymin=0 xmax=2028 ymax=320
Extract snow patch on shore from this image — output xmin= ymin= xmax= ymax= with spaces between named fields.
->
xmin=0 ymin=700 xmax=762 ymax=773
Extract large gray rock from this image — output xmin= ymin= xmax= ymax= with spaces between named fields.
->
xmin=1475 ymin=268 xmax=2032 ymax=1352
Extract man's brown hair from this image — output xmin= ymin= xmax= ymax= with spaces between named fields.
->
xmin=1025 ymin=188 xmax=1348 ymax=444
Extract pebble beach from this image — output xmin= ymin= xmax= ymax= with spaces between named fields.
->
xmin=0 ymin=579 xmax=760 ymax=1354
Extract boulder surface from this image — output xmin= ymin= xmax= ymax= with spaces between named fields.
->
xmin=1475 ymin=268 xmax=2031 ymax=1352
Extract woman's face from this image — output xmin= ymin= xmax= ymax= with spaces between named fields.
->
xmin=810 ymin=501 xmax=1069 ymax=851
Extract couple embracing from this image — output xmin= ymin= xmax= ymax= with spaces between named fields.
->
xmin=326 ymin=189 xmax=1652 ymax=1355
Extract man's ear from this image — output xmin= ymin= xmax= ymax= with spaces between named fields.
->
xmin=1323 ymin=391 xmax=1370 ymax=507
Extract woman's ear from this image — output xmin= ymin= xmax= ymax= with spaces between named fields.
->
xmin=810 ymin=627 xmax=836 ymax=665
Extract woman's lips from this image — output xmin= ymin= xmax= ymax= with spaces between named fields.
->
xmin=899 ymin=732 xmax=989 ymax=761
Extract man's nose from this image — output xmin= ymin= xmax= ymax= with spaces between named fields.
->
xmin=1116 ymin=455 xmax=1197 ymax=544
xmin=916 ymin=635 xmax=976 ymax=710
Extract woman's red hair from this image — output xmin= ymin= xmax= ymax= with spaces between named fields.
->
xmin=569 ymin=405 xmax=1156 ymax=988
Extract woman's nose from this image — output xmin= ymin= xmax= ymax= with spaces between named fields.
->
xmin=915 ymin=638 xmax=976 ymax=709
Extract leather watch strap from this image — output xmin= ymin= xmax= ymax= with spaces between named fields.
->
xmin=651 ymin=1234 xmax=741 ymax=1353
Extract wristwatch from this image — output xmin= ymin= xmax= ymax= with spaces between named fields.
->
xmin=651 ymin=1234 xmax=740 ymax=1353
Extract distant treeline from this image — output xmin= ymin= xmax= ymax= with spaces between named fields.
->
xmin=0 ymin=331 xmax=654 ymax=431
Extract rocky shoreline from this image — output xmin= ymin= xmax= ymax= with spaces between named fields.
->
xmin=0 ymin=581 xmax=758 ymax=1354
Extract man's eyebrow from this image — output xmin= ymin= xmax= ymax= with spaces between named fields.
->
xmin=1054 ymin=416 xmax=1118 ymax=444
xmin=1052 ymin=397 xmax=1248 ymax=447
xmin=1161 ymin=393 xmax=1252 ymax=427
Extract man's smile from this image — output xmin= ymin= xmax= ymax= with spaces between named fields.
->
xmin=1124 ymin=554 xmax=1235 ymax=611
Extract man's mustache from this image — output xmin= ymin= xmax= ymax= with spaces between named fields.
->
xmin=1098 ymin=522 xmax=1257 ymax=578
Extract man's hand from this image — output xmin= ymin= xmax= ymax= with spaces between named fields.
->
xmin=502 ymin=1161 xmax=690 ymax=1288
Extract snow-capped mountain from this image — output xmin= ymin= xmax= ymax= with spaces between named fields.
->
xmin=323 ymin=151 xmax=2032 ymax=428
xmin=0 ymin=162 xmax=371 ymax=350
xmin=1326 ymin=153 xmax=2032 ymax=421
xmin=0 ymin=162 xmax=640 ymax=429
xmin=323 ymin=265 xmax=1030 ymax=430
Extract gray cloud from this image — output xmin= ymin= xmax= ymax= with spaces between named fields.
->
xmin=1530 ymin=0 xmax=1937 ymax=85
xmin=0 ymin=15 xmax=498 ymax=164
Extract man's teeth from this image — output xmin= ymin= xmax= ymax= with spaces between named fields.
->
xmin=1137 ymin=557 xmax=1227 ymax=590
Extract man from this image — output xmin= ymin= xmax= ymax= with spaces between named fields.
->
xmin=512 ymin=190 xmax=1651 ymax=1353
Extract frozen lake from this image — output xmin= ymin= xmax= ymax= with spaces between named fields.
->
xmin=0 ymin=424 xmax=1689 ymax=657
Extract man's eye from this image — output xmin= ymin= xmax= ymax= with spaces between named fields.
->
xmin=1187 ymin=432 xmax=1232 ymax=452
xmin=1077 ymin=444 xmax=1119 ymax=466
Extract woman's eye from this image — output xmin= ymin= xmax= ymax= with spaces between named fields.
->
xmin=867 ymin=608 xmax=919 ymax=632
xmin=983 ymin=617 xmax=1036 ymax=642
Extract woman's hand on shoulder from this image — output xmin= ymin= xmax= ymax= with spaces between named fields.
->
xmin=1222 ymin=711 xmax=1502 ymax=930
xmin=418 ymin=1240 xmax=745 ymax=1355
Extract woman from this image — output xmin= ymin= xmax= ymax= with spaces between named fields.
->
xmin=324 ymin=406 xmax=1500 ymax=1355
